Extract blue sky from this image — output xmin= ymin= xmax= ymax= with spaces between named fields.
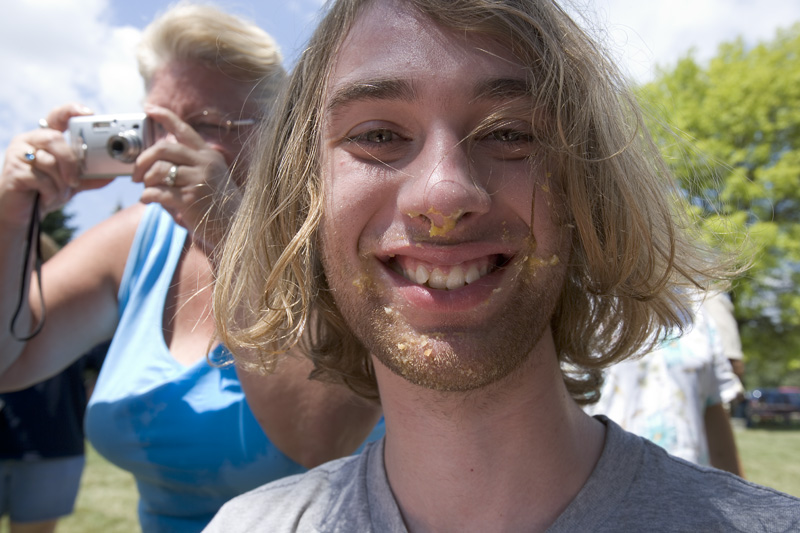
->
xmin=1 ymin=0 xmax=798 ymax=236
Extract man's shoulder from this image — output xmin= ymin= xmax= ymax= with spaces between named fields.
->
xmin=611 ymin=421 xmax=799 ymax=529
xmin=203 ymin=442 xmax=380 ymax=532
xmin=638 ymin=444 xmax=799 ymax=530
xmin=562 ymin=418 xmax=800 ymax=532
xmin=652 ymin=444 xmax=798 ymax=505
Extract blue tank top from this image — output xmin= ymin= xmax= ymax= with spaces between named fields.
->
xmin=85 ymin=205 xmax=307 ymax=532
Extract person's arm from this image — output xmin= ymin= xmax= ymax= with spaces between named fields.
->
xmin=0 ymin=205 xmax=141 ymax=391
xmin=0 ymin=104 xmax=140 ymax=390
xmin=236 ymin=354 xmax=382 ymax=468
xmin=704 ymin=402 xmax=745 ymax=476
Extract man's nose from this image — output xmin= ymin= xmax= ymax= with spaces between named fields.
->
xmin=399 ymin=136 xmax=491 ymax=236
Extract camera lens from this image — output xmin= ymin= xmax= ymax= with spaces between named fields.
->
xmin=106 ymin=130 xmax=143 ymax=163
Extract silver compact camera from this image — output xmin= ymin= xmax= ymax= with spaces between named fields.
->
xmin=68 ymin=113 xmax=155 ymax=178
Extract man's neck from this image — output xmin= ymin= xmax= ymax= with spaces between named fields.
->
xmin=374 ymin=334 xmax=606 ymax=533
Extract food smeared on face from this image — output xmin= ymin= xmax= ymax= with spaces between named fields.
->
xmin=352 ymin=274 xmax=372 ymax=294
xmin=382 ymin=331 xmax=498 ymax=390
xmin=426 ymin=207 xmax=464 ymax=237
xmin=406 ymin=208 xmax=466 ymax=237
xmin=528 ymin=254 xmax=560 ymax=270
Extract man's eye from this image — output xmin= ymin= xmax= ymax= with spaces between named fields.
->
xmin=348 ymin=129 xmax=397 ymax=144
xmin=489 ymin=129 xmax=532 ymax=143
xmin=342 ymin=126 xmax=408 ymax=163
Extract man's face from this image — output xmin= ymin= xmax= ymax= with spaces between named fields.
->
xmin=319 ymin=1 xmax=572 ymax=392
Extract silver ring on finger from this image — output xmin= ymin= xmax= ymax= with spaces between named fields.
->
xmin=24 ymin=148 xmax=37 ymax=164
xmin=164 ymin=165 xmax=178 ymax=187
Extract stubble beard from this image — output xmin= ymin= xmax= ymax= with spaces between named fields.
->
xmin=322 ymin=249 xmax=568 ymax=393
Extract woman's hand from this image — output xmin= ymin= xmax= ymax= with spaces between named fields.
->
xmin=0 ymin=103 xmax=110 ymax=227
xmin=0 ymin=104 xmax=124 ymax=381
xmin=133 ymin=104 xmax=243 ymax=254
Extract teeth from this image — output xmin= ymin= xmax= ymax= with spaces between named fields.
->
xmin=465 ymin=265 xmax=480 ymax=284
xmin=399 ymin=262 xmax=494 ymax=290
xmin=446 ymin=266 xmax=465 ymax=290
xmin=415 ymin=264 xmax=430 ymax=285
xmin=393 ymin=256 xmax=499 ymax=291
xmin=428 ymin=268 xmax=448 ymax=289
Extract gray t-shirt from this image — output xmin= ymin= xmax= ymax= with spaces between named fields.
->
xmin=204 ymin=417 xmax=800 ymax=532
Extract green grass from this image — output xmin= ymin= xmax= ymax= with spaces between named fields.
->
xmin=55 ymin=430 xmax=800 ymax=531
xmin=57 ymin=445 xmax=138 ymax=533
xmin=734 ymin=425 xmax=800 ymax=497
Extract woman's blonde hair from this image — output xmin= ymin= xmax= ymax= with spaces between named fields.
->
xmin=137 ymin=2 xmax=286 ymax=111
xmin=214 ymin=0 xmax=736 ymax=403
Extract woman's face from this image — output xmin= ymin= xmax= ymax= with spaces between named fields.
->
xmin=145 ymin=61 xmax=261 ymax=176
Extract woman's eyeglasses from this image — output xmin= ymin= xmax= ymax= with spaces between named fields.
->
xmin=153 ymin=110 xmax=258 ymax=141
xmin=186 ymin=110 xmax=257 ymax=140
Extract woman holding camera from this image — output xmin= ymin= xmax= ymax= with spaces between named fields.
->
xmin=0 ymin=5 xmax=381 ymax=532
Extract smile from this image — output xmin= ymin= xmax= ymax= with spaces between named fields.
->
xmin=387 ymin=255 xmax=509 ymax=290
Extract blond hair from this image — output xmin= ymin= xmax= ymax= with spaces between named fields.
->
xmin=137 ymin=2 xmax=286 ymax=111
xmin=214 ymin=0 xmax=736 ymax=403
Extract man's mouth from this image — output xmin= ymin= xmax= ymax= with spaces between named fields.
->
xmin=387 ymin=255 xmax=510 ymax=290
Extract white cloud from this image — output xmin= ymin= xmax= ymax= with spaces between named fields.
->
xmin=584 ymin=0 xmax=800 ymax=83
xmin=0 ymin=0 xmax=145 ymax=234
xmin=95 ymin=26 xmax=147 ymax=111
xmin=0 ymin=0 xmax=144 ymax=138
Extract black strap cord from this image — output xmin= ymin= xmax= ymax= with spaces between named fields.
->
xmin=10 ymin=192 xmax=46 ymax=341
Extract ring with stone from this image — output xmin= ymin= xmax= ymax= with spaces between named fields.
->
xmin=38 ymin=118 xmax=49 ymax=129
xmin=164 ymin=165 xmax=178 ymax=187
xmin=24 ymin=148 xmax=36 ymax=164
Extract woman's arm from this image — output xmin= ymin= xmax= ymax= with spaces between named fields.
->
xmin=236 ymin=354 xmax=382 ymax=468
xmin=0 ymin=204 xmax=142 ymax=391
xmin=0 ymin=104 xmax=143 ymax=390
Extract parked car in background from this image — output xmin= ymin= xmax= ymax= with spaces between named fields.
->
xmin=745 ymin=387 xmax=800 ymax=427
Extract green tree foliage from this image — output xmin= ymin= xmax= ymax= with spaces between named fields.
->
xmin=41 ymin=208 xmax=76 ymax=248
xmin=637 ymin=24 xmax=800 ymax=387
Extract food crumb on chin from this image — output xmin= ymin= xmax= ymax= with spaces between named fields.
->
xmin=352 ymin=275 xmax=371 ymax=294
xmin=527 ymin=254 xmax=559 ymax=271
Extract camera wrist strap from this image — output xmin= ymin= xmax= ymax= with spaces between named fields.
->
xmin=10 ymin=192 xmax=45 ymax=341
